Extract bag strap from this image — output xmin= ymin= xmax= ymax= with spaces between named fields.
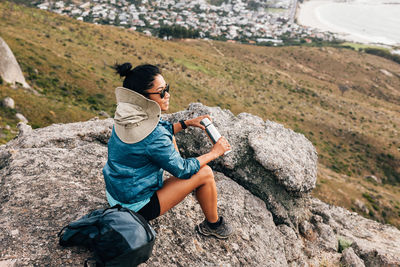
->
xmin=84 ymin=257 xmax=104 ymax=267
xmin=66 ymin=215 xmax=101 ymax=229
xmin=57 ymin=225 xmax=68 ymax=237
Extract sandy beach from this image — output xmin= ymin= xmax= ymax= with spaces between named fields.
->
xmin=296 ymin=0 xmax=400 ymax=45
xmin=296 ymin=1 xmax=345 ymax=36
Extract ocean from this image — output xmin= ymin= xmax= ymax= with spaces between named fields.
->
xmin=297 ymin=0 xmax=400 ymax=46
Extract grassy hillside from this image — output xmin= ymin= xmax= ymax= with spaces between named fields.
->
xmin=0 ymin=2 xmax=399 ymax=228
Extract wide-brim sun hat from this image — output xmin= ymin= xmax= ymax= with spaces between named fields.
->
xmin=114 ymin=87 xmax=161 ymax=144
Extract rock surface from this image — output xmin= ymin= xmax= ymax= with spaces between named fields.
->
xmin=165 ymin=103 xmax=317 ymax=227
xmin=309 ymin=198 xmax=400 ymax=266
xmin=167 ymin=103 xmax=317 ymax=194
xmin=0 ymin=118 xmax=286 ymax=266
xmin=0 ymin=104 xmax=400 ymax=266
xmin=0 ymin=37 xmax=30 ymax=88
xmin=341 ymin=247 xmax=365 ymax=267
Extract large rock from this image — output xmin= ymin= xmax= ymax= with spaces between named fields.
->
xmin=1 ymin=97 xmax=15 ymax=109
xmin=0 ymin=37 xmax=30 ymax=88
xmin=341 ymin=247 xmax=365 ymax=267
xmin=165 ymin=103 xmax=317 ymax=227
xmin=146 ymin=172 xmax=288 ymax=266
xmin=0 ymin=119 xmax=287 ymax=266
xmin=0 ymin=106 xmax=400 ymax=266
xmin=309 ymin=198 xmax=400 ymax=266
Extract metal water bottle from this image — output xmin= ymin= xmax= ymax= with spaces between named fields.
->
xmin=200 ymin=118 xmax=231 ymax=155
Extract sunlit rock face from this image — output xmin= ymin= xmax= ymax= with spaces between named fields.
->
xmin=0 ymin=37 xmax=30 ymax=88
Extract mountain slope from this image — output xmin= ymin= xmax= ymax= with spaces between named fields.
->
xmin=0 ymin=2 xmax=399 ymax=227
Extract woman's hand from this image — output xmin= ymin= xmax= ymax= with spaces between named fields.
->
xmin=196 ymin=136 xmax=231 ymax=167
xmin=186 ymin=115 xmax=212 ymax=130
xmin=211 ymin=136 xmax=231 ymax=157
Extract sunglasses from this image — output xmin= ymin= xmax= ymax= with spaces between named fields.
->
xmin=145 ymin=84 xmax=170 ymax=99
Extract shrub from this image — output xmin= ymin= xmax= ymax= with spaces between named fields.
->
xmin=338 ymin=237 xmax=352 ymax=253
xmin=362 ymin=48 xmax=400 ymax=65
xmin=158 ymin=25 xmax=200 ymax=39
xmin=362 ymin=193 xmax=374 ymax=203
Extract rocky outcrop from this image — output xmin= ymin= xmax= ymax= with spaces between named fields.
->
xmin=0 ymin=104 xmax=399 ymax=266
xmin=0 ymin=37 xmax=30 ymax=88
xmin=165 ymin=103 xmax=317 ymax=228
xmin=309 ymin=198 xmax=400 ymax=266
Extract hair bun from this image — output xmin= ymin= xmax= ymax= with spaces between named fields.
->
xmin=115 ymin=62 xmax=132 ymax=77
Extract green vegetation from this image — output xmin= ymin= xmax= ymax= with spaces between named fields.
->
xmin=267 ymin=8 xmax=287 ymax=13
xmin=0 ymin=1 xmax=399 ymax=228
xmin=173 ymin=58 xmax=213 ymax=75
xmin=206 ymin=0 xmax=228 ymax=6
xmin=339 ymin=42 xmax=383 ymax=51
xmin=362 ymin=47 xmax=400 ymax=65
xmin=338 ymin=237 xmax=352 ymax=253
xmin=158 ymin=25 xmax=200 ymax=39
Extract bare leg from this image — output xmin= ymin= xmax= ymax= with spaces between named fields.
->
xmin=156 ymin=165 xmax=218 ymax=223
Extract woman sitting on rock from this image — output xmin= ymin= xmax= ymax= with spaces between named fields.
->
xmin=103 ymin=63 xmax=234 ymax=239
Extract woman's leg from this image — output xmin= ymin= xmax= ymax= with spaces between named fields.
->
xmin=156 ymin=165 xmax=218 ymax=223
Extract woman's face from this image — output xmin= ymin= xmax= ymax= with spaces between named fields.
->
xmin=145 ymin=74 xmax=170 ymax=111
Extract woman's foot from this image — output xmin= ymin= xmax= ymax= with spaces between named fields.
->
xmin=196 ymin=217 xmax=234 ymax=239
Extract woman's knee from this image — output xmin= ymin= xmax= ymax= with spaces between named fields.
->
xmin=197 ymin=165 xmax=214 ymax=183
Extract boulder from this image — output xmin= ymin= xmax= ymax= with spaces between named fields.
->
xmin=0 ymin=118 xmax=288 ymax=266
xmin=1 ymin=97 xmax=15 ymax=109
xmin=165 ymin=103 xmax=317 ymax=227
xmin=310 ymin=198 xmax=400 ymax=266
xmin=354 ymin=199 xmax=369 ymax=214
xmin=99 ymin=110 xmax=110 ymax=118
xmin=364 ymin=175 xmax=381 ymax=184
xmin=146 ymin=172 xmax=288 ymax=266
xmin=341 ymin=247 xmax=365 ymax=267
xmin=0 ymin=37 xmax=30 ymax=88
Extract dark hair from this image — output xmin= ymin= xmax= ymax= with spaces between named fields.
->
xmin=114 ymin=63 xmax=161 ymax=94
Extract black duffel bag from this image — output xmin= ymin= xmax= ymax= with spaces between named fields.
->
xmin=58 ymin=205 xmax=156 ymax=267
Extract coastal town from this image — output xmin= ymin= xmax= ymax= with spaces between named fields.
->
xmin=34 ymin=0 xmax=336 ymax=44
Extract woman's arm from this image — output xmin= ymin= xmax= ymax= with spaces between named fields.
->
xmin=172 ymin=115 xmax=230 ymax=167
xmin=172 ymin=136 xmax=179 ymax=152
xmin=147 ymin=133 xmax=200 ymax=179
xmin=196 ymin=137 xmax=230 ymax=167
xmin=173 ymin=115 xmax=211 ymax=134
xmin=172 ymin=121 xmax=185 ymax=134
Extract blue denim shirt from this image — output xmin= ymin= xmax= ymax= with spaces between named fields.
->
xmin=103 ymin=119 xmax=200 ymax=204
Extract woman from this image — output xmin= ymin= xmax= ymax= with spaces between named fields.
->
xmin=103 ymin=63 xmax=234 ymax=239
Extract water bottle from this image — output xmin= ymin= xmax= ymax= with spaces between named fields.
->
xmin=200 ymin=118 xmax=231 ymax=155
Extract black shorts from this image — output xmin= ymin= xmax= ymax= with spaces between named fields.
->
xmin=137 ymin=192 xmax=160 ymax=221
